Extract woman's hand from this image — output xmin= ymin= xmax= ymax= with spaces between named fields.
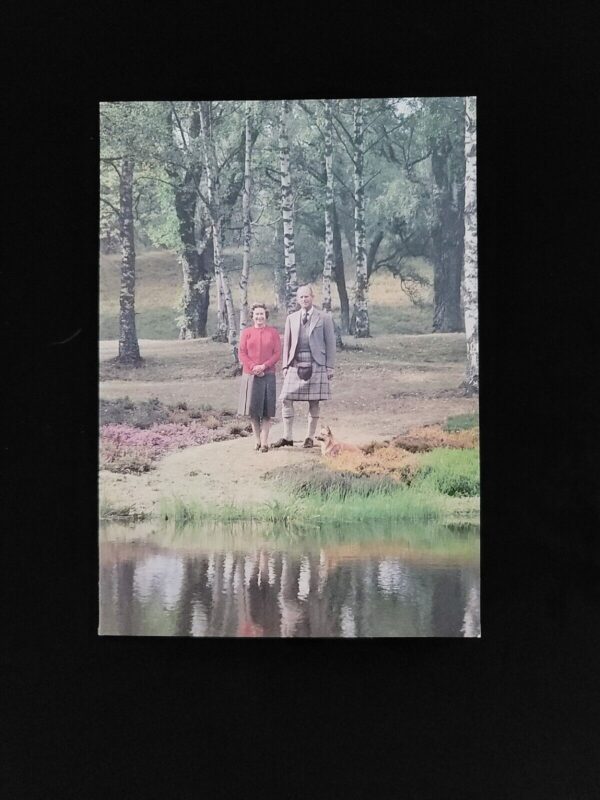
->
xmin=252 ymin=364 xmax=265 ymax=376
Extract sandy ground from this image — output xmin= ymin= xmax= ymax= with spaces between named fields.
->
xmin=99 ymin=334 xmax=478 ymax=516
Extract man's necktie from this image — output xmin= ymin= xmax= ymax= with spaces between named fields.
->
xmin=302 ymin=311 xmax=308 ymax=325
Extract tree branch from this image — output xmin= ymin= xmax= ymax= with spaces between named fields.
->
xmin=169 ymin=101 xmax=189 ymax=152
xmin=100 ymin=196 xmax=120 ymax=217
xmin=362 ymin=168 xmax=382 ymax=191
xmin=135 ymin=174 xmax=180 ymax=191
xmin=264 ymin=165 xmax=281 ymax=184
xmin=297 ymin=99 xmax=326 ymax=139
xmin=108 ymin=161 xmax=122 ymax=180
xmin=331 ymin=108 xmax=355 ymax=147
xmin=331 ymin=118 xmax=356 ymax=165
xmin=363 ymin=121 xmax=406 ymax=154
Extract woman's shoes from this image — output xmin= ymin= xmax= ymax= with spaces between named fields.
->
xmin=260 ymin=445 xmax=269 ymax=453
xmin=255 ymin=443 xmax=261 ymax=451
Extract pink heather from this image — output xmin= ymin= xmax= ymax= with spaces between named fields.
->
xmin=100 ymin=422 xmax=229 ymax=467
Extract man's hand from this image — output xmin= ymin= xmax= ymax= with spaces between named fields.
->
xmin=327 ymin=369 xmax=334 ymax=380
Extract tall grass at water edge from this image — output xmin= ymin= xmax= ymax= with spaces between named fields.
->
xmin=156 ymin=445 xmax=480 ymax=529
xmin=159 ymin=485 xmax=447 ymax=528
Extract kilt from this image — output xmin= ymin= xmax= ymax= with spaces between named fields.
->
xmin=279 ymin=364 xmax=331 ymax=402
xmin=237 ymin=372 xmax=277 ymax=418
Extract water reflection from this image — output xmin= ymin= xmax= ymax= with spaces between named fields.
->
xmin=99 ymin=522 xmax=480 ymax=638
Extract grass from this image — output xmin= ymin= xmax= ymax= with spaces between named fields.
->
xmin=150 ymin=425 xmax=480 ymax=528
xmin=99 ymin=496 xmax=148 ymax=520
xmin=368 ymin=302 xmax=434 ymax=336
xmin=158 ymin=496 xmax=249 ymax=524
xmin=445 ymin=413 xmax=479 ymax=432
xmin=279 ymin=465 xmax=401 ymax=499
xmin=411 ymin=447 xmax=480 ymax=497
xmin=100 ymin=249 xmax=436 ymax=339
xmin=100 ymin=308 xmax=183 ymax=340
xmin=158 ymin=484 xmax=458 ymax=528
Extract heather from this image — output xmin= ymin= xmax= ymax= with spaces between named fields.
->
xmin=100 ymin=396 xmax=221 ymax=428
xmin=100 ymin=397 xmax=251 ymax=474
xmin=321 ymin=423 xmax=479 ymax=488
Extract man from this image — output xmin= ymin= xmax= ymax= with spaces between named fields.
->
xmin=272 ymin=284 xmax=336 ymax=448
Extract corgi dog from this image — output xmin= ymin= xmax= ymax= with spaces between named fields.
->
xmin=314 ymin=426 xmax=362 ymax=457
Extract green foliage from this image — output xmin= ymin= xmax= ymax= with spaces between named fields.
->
xmin=444 ymin=413 xmax=479 ymax=432
xmin=99 ymin=97 xmax=469 ymax=333
xmin=282 ymin=465 xmax=399 ymax=499
xmin=157 ymin=489 xmax=444 ymax=526
xmin=159 ymin=497 xmax=247 ymax=523
xmin=411 ymin=448 xmax=480 ymax=497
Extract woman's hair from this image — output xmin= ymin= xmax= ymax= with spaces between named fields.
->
xmin=251 ymin=302 xmax=269 ymax=319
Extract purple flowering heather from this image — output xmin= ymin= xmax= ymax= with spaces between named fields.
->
xmin=100 ymin=421 xmax=230 ymax=473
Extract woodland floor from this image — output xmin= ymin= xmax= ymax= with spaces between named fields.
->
xmin=99 ymin=333 xmax=478 ymax=517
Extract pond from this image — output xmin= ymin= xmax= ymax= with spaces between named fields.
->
xmin=99 ymin=519 xmax=480 ymax=637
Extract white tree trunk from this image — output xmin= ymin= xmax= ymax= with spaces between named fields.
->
xmin=462 ymin=96 xmax=478 ymax=393
xmin=322 ymin=100 xmax=334 ymax=313
xmin=279 ymin=99 xmax=298 ymax=313
xmin=118 ymin=156 xmax=141 ymax=364
xmin=240 ymin=101 xmax=253 ymax=329
xmin=353 ymin=99 xmax=369 ymax=337
xmin=219 ymin=229 xmax=237 ymax=346
xmin=199 ymin=101 xmax=237 ymax=347
xmin=213 ymin=224 xmax=228 ymax=341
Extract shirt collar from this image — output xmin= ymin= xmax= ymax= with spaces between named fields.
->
xmin=302 ymin=306 xmax=314 ymax=318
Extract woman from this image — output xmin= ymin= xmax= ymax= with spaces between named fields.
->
xmin=237 ymin=303 xmax=281 ymax=452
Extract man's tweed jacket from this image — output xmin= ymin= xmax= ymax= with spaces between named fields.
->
xmin=281 ymin=307 xmax=336 ymax=371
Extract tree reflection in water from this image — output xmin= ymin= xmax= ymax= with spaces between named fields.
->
xmin=99 ymin=537 xmax=480 ymax=638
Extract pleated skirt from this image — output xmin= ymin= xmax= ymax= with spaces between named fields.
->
xmin=237 ymin=372 xmax=277 ymax=418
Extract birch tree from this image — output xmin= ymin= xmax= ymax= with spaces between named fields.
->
xmin=279 ymin=99 xmax=298 ymax=313
xmin=462 ymin=96 xmax=478 ymax=393
xmin=353 ymin=99 xmax=370 ymax=337
xmin=239 ymin=101 xmax=253 ymax=329
xmin=165 ymin=102 xmax=212 ymax=339
xmin=289 ymin=102 xmax=351 ymax=331
xmin=99 ymin=102 xmax=143 ymax=365
xmin=320 ymin=100 xmax=345 ymax=349
xmin=198 ymin=101 xmax=237 ymax=347
xmin=117 ymin=156 xmax=141 ymax=364
xmin=322 ymin=99 xmax=335 ymax=314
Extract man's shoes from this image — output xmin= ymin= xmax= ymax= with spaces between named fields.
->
xmin=271 ymin=438 xmax=294 ymax=448
xmin=303 ymin=438 xmax=314 ymax=448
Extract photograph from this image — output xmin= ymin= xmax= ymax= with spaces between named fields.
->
xmin=98 ymin=97 xmax=480 ymax=637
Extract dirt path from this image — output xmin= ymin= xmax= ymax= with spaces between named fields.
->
xmin=99 ymin=334 xmax=478 ymax=516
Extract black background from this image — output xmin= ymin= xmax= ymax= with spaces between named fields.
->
xmin=4 ymin=2 xmax=599 ymax=797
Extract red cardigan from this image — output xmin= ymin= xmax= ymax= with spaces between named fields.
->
xmin=239 ymin=325 xmax=281 ymax=375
